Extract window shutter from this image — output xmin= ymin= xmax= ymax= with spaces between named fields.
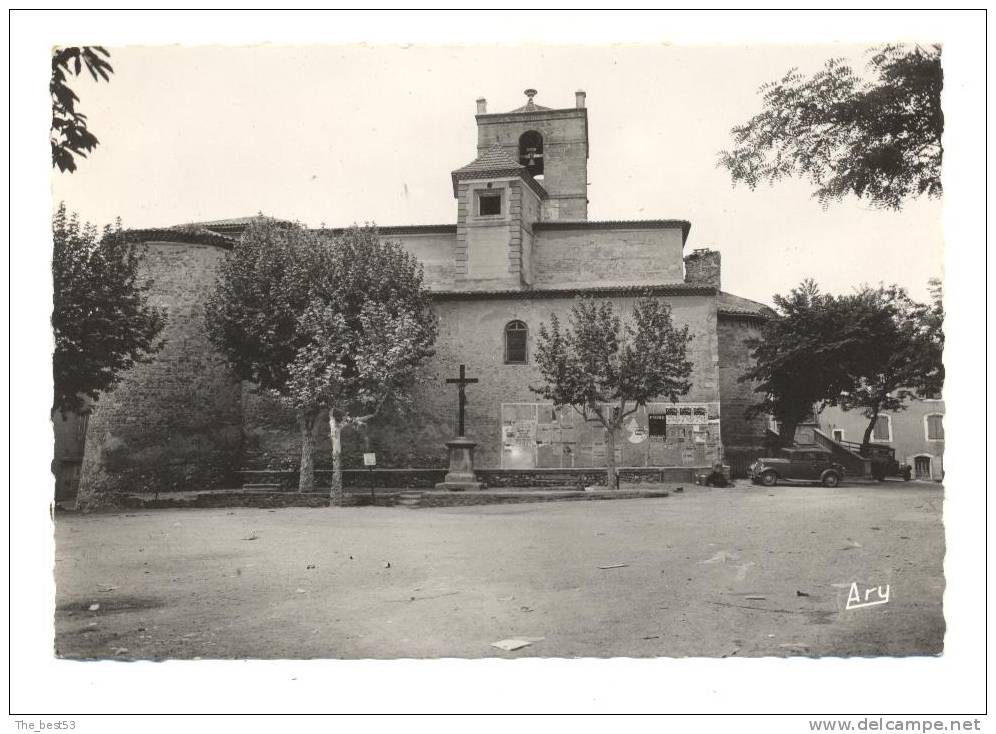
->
xmin=873 ymin=416 xmax=890 ymax=441
xmin=926 ymin=414 xmax=944 ymax=440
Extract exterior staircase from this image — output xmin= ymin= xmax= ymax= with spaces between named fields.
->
xmin=765 ymin=422 xmax=874 ymax=479
xmin=813 ymin=429 xmax=872 ymax=478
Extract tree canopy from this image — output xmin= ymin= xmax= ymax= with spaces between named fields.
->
xmin=52 ymin=203 xmax=166 ymax=415
xmin=51 ymin=46 xmax=114 ymax=173
xmin=532 ymin=296 xmax=693 ymax=488
xmin=719 ymin=44 xmax=943 ymax=210
xmin=205 ymin=221 xmax=437 ymax=501
xmin=205 ymin=219 xmax=329 ymax=491
xmin=204 ymin=219 xmax=320 ymax=397
xmin=286 ymin=226 xmax=437 ymax=504
xmin=742 ymin=279 xmax=944 ymax=450
xmin=740 ymin=281 xmax=861 ymax=447
xmin=835 ymin=282 xmax=944 ymax=450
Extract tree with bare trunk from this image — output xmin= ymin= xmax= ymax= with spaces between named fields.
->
xmin=532 ymin=297 xmax=693 ymax=489
xmin=204 ymin=219 xmax=324 ymax=492
xmin=284 ymin=226 xmax=437 ymax=506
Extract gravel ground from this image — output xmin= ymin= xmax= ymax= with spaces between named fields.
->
xmin=53 ymin=481 xmax=945 ymax=659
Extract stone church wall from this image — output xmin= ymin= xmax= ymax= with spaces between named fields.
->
xmin=78 ymin=241 xmax=244 ymax=506
xmin=717 ymin=315 xmax=769 ymax=476
xmin=531 ymin=226 xmax=685 ymax=288
xmin=383 ymin=230 xmax=457 ymax=288
xmin=243 ymin=292 xmax=722 ymax=472
xmin=73 ymin=238 xmax=739 ymax=497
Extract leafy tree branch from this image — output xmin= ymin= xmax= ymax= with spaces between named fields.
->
xmin=719 ymin=44 xmax=943 ymax=210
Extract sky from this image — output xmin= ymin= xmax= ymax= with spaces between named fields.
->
xmin=51 ymin=43 xmax=944 ymax=306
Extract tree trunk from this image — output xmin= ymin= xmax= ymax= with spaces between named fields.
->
xmin=297 ymin=409 xmax=317 ymax=493
xmin=605 ymin=424 xmax=619 ymax=489
xmin=860 ymin=407 xmax=880 ymax=455
xmin=779 ymin=419 xmax=799 ymax=449
xmin=328 ymin=412 xmax=344 ymax=506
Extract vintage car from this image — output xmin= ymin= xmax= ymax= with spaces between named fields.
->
xmin=848 ymin=441 xmax=912 ymax=481
xmin=747 ymin=448 xmax=846 ymax=487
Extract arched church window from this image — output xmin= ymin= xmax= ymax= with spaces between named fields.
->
xmin=504 ymin=320 xmax=528 ymax=364
xmin=518 ymin=131 xmax=544 ymax=177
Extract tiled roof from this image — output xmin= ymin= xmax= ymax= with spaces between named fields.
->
xmin=432 ymin=282 xmax=717 ymax=300
xmin=506 ymin=100 xmax=552 ymax=114
xmin=452 ymin=143 xmax=525 ymax=176
xmin=717 ymin=291 xmax=775 ymax=319
xmin=533 ymin=219 xmax=692 ymax=244
xmin=121 ymin=227 xmax=237 ymax=249
xmin=505 ymin=89 xmax=552 ymax=114
xmin=321 ymin=224 xmax=457 ymax=236
xmin=181 ymin=215 xmax=293 ymax=233
xmin=451 ymin=143 xmax=548 ymax=200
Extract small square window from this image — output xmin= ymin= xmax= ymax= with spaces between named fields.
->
xmin=478 ymin=193 xmax=501 ymax=216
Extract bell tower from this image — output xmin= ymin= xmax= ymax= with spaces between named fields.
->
xmin=473 ymin=89 xmax=589 ymax=220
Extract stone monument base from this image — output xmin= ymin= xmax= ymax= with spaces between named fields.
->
xmin=435 ymin=437 xmax=483 ymax=491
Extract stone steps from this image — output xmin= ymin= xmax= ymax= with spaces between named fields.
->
xmin=396 ymin=492 xmax=423 ymax=508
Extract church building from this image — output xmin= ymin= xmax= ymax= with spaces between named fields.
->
xmin=72 ymin=89 xmax=774 ymax=504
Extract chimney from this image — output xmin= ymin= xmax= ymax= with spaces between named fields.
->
xmin=476 ymin=98 xmax=487 ymax=114
xmin=684 ymin=248 xmax=721 ymax=290
xmin=575 ymin=90 xmax=586 ymax=109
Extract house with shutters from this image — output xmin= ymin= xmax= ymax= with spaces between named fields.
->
xmin=818 ymin=400 xmax=945 ymax=481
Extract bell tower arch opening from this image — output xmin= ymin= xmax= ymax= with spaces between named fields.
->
xmin=474 ymin=89 xmax=589 ymax=220
xmin=518 ymin=130 xmax=544 ymax=178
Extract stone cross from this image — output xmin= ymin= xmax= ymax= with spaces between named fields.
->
xmin=446 ymin=364 xmax=478 ymax=437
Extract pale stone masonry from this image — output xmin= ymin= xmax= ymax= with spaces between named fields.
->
xmin=73 ymin=90 xmax=775 ymax=502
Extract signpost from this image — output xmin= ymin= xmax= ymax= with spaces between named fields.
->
xmin=364 ymin=452 xmax=376 ymax=503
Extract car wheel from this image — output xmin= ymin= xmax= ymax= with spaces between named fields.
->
xmin=822 ymin=472 xmax=840 ymax=488
xmin=760 ymin=471 xmax=777 ymax=487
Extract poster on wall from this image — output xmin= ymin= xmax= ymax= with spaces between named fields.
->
xmin=502 ymin=401 xmax=721 ymax=468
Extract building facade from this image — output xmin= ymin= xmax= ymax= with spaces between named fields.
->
xmin=72 ymin=90 xmax=774 ymax=504
xmin=819 ymin=400 xmax=945 ymax=481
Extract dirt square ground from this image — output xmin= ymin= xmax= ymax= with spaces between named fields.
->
xmin=53 ymin=481 xmax=945 ymax=659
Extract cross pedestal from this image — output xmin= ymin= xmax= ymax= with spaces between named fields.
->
xmin=435 ymin=364 xmax=483 ymax=491
xmin=435 ymin=437 xmax=483 ymax=491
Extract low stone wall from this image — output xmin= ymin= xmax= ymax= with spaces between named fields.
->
xmin=235 ymin=469 xmax=446 ymax=490
xmin=235 ymin=466 xmax=699 ymax=490
xmin=476 ymin=467 xmax=698 ymax=488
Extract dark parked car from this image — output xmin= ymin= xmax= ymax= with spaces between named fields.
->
xmin=748 ymin=448 xmax=845 ymax=487
xmin=832 ymin=437 xmax=912 ymax=481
